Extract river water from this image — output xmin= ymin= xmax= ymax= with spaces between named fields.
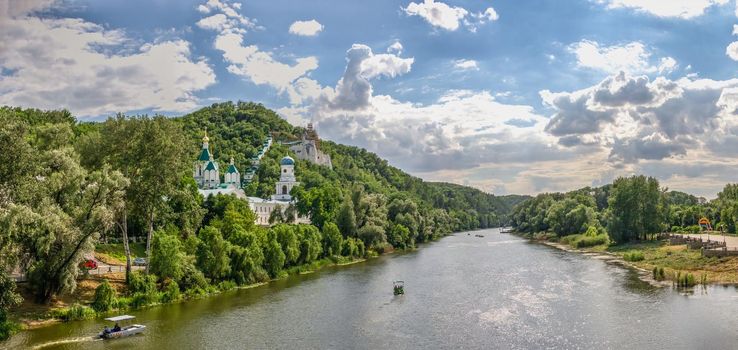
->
xmin=5 ymin=228 xmax=738 ymax=349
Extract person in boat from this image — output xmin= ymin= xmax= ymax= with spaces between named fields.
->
xmin=113 ymin=323 xmax=121 ymax=332
xmin=103 ymin=326 xmax=111 ymax=334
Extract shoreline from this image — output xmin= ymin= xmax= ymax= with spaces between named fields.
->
xmin=7 ymin=231 xmax=447 ymax=335
xmin=509 ymin=231 xmax=738 ymax=287
xmin=534 ymin=240 xmax=671 ymax=288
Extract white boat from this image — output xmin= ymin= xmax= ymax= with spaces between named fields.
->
xmin=98 ymin=315 xmax=146 ymax=339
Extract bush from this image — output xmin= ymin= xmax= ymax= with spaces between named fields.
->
xmin=91 ymin=280 xmax=117 ymax=312
xmin=52 ymin=304 xmax=95 ymax=321
xmin=129 ymin=292 xmax=160 ymax=309
xmin=0 ymin=311 xmax=20 ymax=341
xmin=623 ymin=251 xmax=645 ymax=262
xmin=217 ymin=280 xmax=236 ymax=291
xmin=128 ymin=272 xmax=157 ymax=296
xmin=652 ymin=267 xmax=666 ymax=281
xmin=675 ymin=272 xmax=697 ymax=287
xmin=161 ymin=280 xmax=181 ymax=303
xmin=685 ymin=225 xmax=701 ymax=234
xmin=573 ymin=234 xmax=609 ymax=248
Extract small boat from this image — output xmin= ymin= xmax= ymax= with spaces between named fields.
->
xmin=475 ymin=234 xmax=485 ymax=238
xmin=393 ymin=280 xmax=405 ymax=295
xmin=98 ymin=315 xmax=146 ymax=340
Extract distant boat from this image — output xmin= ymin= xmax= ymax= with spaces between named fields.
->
xmin=98 ymin=315 xmax=145 ymax=340
xmin=393 ymin=280 xmax=405 ymax=295
xmin=475 ymin=234 xmax=484 ymax=238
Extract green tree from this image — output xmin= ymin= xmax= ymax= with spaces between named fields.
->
xmin=321 ymin=222 xmax=343 ymax=256
xmin=336 ymin=197 xmax=357 ymax=237
xmin=91 ymin=280 xmax=117 ymax=312
xmin=607 ymin=175 xmax=666 ymax=243
xmin=150 ymin=231 xmax=185 ymax=282
xmin=263 ymin=233 xmax=286 ymax=278
xmin=196 ymin=226 xmax=231 ymax=280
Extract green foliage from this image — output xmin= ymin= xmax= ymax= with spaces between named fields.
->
xmin=607 ymin=176 xmax=666 ymax=243
xmin=623 ymin=251 xmax=645 ymax=262
xmin=150 ymin=231 xmax=185 ymax=281
xmin=127 ymin=272 xmax=158 ymax=306
xmin=336 ymin=198 xmax=357 ymax=237
xmin=91 ymin=280 xmax=117 ymax=312
xmin=263 ymin=235 xmax=286 ymax=278
xmin=321 ymin=222 xmax=343 ymax=256
xmin=573 ymin=234 xmax=609 ymax=248
xmin=161 ymin=280 xmax=181 ymax=303
xmin=674 ymin=271 xmax=697 ymax=287
xmin=0 ymin=310 xmax=20 ymax=341
xmin=52 ymin=304 xmax=96 ymax=321
xmin=196 ymin=226 xmax=231 ymax=280
xmin=652 ymin=267 xmax=666 ymax=281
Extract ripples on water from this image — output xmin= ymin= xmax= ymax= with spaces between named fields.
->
xmin=6 ymin=228 xmax=738 ymax=349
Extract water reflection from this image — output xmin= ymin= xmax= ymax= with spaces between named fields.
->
xmin=5 ymin=228 xmax=738 ymax=349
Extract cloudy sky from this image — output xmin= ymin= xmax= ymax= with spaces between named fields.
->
xmin=3 ymin=0 xmax=738 ymax=198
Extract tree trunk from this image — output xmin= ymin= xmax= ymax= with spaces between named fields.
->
xmin=121 ymin=208 xmax=132 ymax=284
xmin=145 ymin=210 xmax=154 ymax=274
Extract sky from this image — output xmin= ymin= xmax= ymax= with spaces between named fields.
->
xmin=2 ymin=0 xmax=738 ymax=198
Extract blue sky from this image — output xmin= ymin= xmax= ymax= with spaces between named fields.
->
xmin=3 ymin=0 xmax=738 ymax=197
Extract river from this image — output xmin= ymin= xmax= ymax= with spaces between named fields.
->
xmin=5 ymin=228 xmax=738 ymax=349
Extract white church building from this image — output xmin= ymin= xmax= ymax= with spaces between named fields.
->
xmin=194 ymin=131 xmax=309 ymax=226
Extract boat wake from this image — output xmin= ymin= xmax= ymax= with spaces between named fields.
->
xmin=31 ymin=336 xmax=101 ymax=349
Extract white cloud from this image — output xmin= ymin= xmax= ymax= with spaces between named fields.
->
xmin=387 ymin=41 xmax=403 ymax=55
xmin=598 ymin=0 xmax=729 ymax=19
xmin=657 ymin=56 xmax=678 ymax=74
xmin=454 ymin=59 xmax=479 ymax=71
xmin=360 ymin=52 xmax=414 ymax=79
xmin=299 ymin=44 xmax=560 ymax=176
xmin=288 ymin=19 xmax=323 ymax=36
xmin=480 ymin=7 xmax=499 ymax=21
xmin=196 ymin=4 xmax=210 ymax=14
xmin=403 ymin=0 xmax=499 ymax=31
xmin=196 ymin=13 xmax=231 ymax=31
xmin=570 ymin=40 xmax=677 ymax=75
xmin=197 ymin=1 xmax=320 ymax=105
xmin=404 ymin=0 xmax=468 ymax=31
xmin=0 ymin=1 xmax=216 ymax=117
xmin=726 ymin=41 xmax=738 ymax=61
xmin=542 ymin=71 xmax=738 ymax=164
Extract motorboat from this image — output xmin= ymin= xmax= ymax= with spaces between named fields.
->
xmin=98 ymin=315 xmax=145 ymax=339
xmin=393 ymin=280 xmax=405 ymax=295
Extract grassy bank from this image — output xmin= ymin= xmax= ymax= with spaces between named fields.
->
xmin=517 ymin=232 xmax=738 ymax=284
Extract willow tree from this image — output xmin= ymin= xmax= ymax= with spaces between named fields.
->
xmin=1 ymin=152 xmax=127 ymax=302
xmin=86 ymin=115 xmax=191 ymax=275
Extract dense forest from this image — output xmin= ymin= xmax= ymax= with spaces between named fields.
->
xmin=510 ymin=175 xmax=738 ymax=247
xmin=0 ymin=102 xmax=517 ymax=338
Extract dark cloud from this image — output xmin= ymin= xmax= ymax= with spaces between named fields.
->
xmin=544 ymin=92 xmax=615 ymax=136
xmin=609 ymin=134 xmax=686 ymax=163
xmin=592 ymin=72 xmax=655 ymax=107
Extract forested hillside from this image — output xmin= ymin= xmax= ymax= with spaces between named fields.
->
xmin=0 ymin=102 xmax=511 ymax=336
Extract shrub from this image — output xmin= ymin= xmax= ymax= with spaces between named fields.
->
xmin=574 ymin=234 xmax=609 ymax=248
xmin=128 ymin=272 xmax=157 ymax=296
xmin=91 ymin=280 xmax=117 ymax=312
xmin=685 ymin=225 xmax=701 ymax=234
xmin=0 ymin=311 xmax=20 ymax=341
xmin=674 ymin=271 xmax=698 ymax=287
xmin=217 ymin=280 xmax=236 ymax=291
xmin=623 ymin=251 xmax=645 ymax=262
xmin=53 ymin=304 xmax=95 ymax=321
xmin=652 ymin=267 xmax=666 ymax=281
xmin=161 ymin=280 xmax=181 ymax=303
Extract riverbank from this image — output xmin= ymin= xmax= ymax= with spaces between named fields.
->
xmin=510 ymin=231 xmax=738 ymax=285
xmin=7 ymin=254 xmax=371 ymax=333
